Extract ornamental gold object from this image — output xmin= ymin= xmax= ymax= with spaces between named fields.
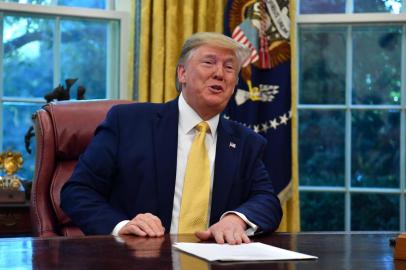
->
xmin=0 ymin=151 xmax=25 ymax=203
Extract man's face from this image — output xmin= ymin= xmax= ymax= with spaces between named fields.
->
xmin=178 ymin=44 xmax=238 ymax=120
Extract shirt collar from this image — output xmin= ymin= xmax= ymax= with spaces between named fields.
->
xmin=178 ymin=92 xmax=219 ymax=137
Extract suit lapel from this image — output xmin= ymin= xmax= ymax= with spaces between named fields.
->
xmin=153 ymin=98 xmax=179 ymax=230
xmin=210 ymin=117 xmax=241 ymax=224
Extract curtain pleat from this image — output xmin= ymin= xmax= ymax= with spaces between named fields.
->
xmin=138 ymin=0 xmax=226 ymax=103
xmin=277 ymin=0 xmax=300 ymax=232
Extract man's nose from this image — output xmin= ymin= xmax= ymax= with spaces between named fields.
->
xmin=213 ymin=64 xmax=224 ymax=80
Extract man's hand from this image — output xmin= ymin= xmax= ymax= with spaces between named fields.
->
xmin=118 ymin=213 xmax=165 ymax=237
xmin=195 ymin=214 xmax=250 ymax=244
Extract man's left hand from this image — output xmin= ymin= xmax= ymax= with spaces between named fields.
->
xmin=195 ymin=214 xmax=250 ymax=244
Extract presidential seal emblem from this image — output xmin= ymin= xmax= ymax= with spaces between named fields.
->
xmin=227 ymin=0 xmax=291 ymax=106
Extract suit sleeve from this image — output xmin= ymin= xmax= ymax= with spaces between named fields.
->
xmin=233 ymin=134 xmax=283 ymax=233
xmin=60 ymin=106 xmax=127 ymax=235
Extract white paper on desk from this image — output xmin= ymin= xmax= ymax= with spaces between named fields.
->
xmin=173 ymin=242 xmax=318 ymax=262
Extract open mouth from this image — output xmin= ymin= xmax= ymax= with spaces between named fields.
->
xmin=209 ymin=85 xmax=224 ymax=92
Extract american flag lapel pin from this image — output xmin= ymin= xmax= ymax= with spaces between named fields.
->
xmin=229 ymin=142 xmax=236 ymax=149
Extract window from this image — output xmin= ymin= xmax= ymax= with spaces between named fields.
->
xmin=0 ymin=1 xmax=128 ymax=180
xmin=297 ymin=0 xmax=405 ymax=231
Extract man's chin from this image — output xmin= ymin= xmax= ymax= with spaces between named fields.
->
xmin=205 ymin=94 xmax=231 ymax=106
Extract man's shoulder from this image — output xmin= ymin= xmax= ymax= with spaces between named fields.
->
xmin=111 ymin=101 xmax=166 ymax=113
xmin=109 ymin=99 xmax=177 ymax=117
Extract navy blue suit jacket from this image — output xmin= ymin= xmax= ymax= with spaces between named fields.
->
xmin=60 ymin=98 xmax=282 ymax=235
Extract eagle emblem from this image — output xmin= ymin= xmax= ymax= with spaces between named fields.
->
xmin=227 ymin=0 xmax=291 ymax=105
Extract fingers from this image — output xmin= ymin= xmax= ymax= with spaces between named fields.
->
xmin=213 ymin=230 xmax=226 ymax=244
xmin=196 ymin=225 xmax=251 ymax=245
xmin=119 ymin=213 xmax=165 ymax=237
xmin=195 ymin=230 xmax=212 ymax=241
xmin=196 ymin=229 xmax=226 ymax=244
xmin=241 ymin=232 xmax=251 ymax=243
xmin=224 ymin=229 xmax=238 ymax=245
xmin=141 ymin=213 xmax=165 ymax=236
xmin=219 ymin=228 xmax=250 ymax=245
xmin=133 ymin=217 xmax=161 ymax=236
xmin=207 ymin=227 xmax=249 ymax=245
xmin=119 ymin=222 xmax=147 ymax=236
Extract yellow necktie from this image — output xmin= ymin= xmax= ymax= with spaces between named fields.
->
xmin=178 ymin=122 xmax=210 ymax=233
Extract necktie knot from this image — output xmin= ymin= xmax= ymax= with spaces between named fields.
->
xmin=196 ymin=122 xmax=209 ymax=134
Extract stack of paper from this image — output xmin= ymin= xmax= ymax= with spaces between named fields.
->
xmin=173 ymin=242 xmax=318 ymax=262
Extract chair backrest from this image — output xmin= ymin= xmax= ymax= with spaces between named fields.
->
xmin=30 ymin=99 xmax=132 ymax=237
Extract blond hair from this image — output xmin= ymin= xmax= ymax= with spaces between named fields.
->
xmin=175 ymin=32 xmax=250 ymax=91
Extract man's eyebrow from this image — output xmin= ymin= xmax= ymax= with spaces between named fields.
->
xmin=199 ymin=54 xmax=237 ymax=65
xmin=224 ymin=58 xmax=236 ymax=63
xmin=200 ymin=54 xmax=217 ymax=59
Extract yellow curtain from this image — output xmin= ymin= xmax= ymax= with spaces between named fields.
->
xmin=138 ymin=0 xmax=226 ymax=103
xmin=137 ymin=0 xmax=300 ymax=232
xmin=127 ymin=0 xmax=136 ymax=99
xmin=277 ymin=0 xmax=300 ymax=232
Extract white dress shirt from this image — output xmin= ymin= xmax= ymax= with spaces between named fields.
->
xmin=112 ymin=93 xmax=257 ymax=236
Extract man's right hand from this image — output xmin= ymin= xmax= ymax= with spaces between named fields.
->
xmin=118 ymin=213 xmax=165 ymax=237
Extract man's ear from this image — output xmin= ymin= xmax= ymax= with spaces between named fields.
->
xmin=177 ymin=64 xmax=186 ymax=84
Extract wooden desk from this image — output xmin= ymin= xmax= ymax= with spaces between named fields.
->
xmin=0 ymin=233 xmax=404 ymax=269
xmin=0 ymin=203 xmax=31 ymax=236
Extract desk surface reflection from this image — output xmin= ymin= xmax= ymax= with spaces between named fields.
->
xmin=0 ymin=232 xmax=404 ymax=270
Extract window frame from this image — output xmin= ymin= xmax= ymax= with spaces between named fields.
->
xmin=0 ymin=2 xmax=130 ymax=101
xmin=296 ymin=2 xmax=406 ymax=231
xmin=0 ymin=1 xmax=129 ymax=179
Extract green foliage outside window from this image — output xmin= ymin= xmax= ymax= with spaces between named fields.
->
xmin=298 ymin=1 xmax=403 ymax=231
xmin=0 ymin=0 xmax=110 ymax=180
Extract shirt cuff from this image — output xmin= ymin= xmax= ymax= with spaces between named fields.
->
xmin=220 ymin=211 xmax=258 ymax=236
xmin=111 ymin=220 xmax=130 ymax=236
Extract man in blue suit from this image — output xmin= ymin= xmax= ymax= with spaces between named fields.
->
xmin=60 ymin=32 xmax=282 ymax=244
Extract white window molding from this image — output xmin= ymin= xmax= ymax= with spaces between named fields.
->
xmin=0 ymin=2 xmax=130 ymax=99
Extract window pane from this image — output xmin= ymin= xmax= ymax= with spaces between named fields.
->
xmin=300 ymin=192 xmax=344 ymax=231
xmin=299 ymin=110 xmax=345 ymax=186
xmin=299 ymin=26 xmax=346 ymax=104
xmin=351 ymin=110 xmax=399 ymax=188
xmin=352 ymin=25 xmax=402 ymax=105
xmin=0 ymin=0 xmax=105 ymax=8
xmin=300 ymin=0 xmax=346 ymax=14
xmin=354 ymin=0 xmax=402 ymax=14
xmin=3 ymin=15 xmax=54 ymax=98
xmin=0 ymin=0 xmax=52 ymax=4
xmin=57 ymin=0 xmax=105 ymax=9
xmin=60 ymin=19 xmax=109 ymax=99
xmin=351 ymin=193 xmax=399 ymax=230
xmin=2 ymin=102 xmax=43 ymax=180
